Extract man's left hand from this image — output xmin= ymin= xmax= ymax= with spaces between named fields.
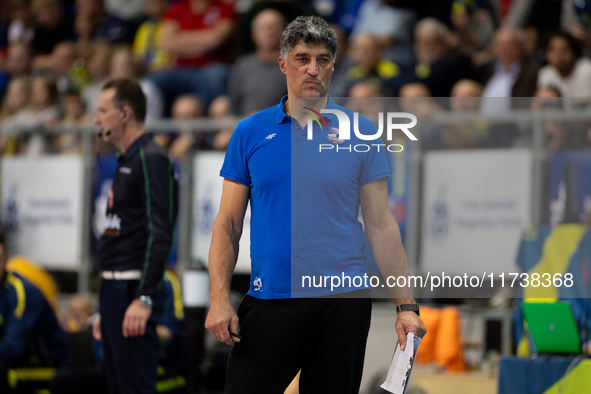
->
xmin=395 ymin=311 xmax=427 ymax=351
xmin=123 ymin=299 xmax=152 ymax=338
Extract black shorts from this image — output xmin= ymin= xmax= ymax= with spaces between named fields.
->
xmin=224 ymin=292 xmax=372 ymax=394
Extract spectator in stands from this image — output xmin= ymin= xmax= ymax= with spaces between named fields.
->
xmin=399 ymin=82 xmax=448 ymax=149
xmin=446 ymin=79 xmax=487 ymax=149
xmin=399 ymin=82 xmax=442 ymax=117
xmin=456 ymin=79 xmax=526 ymax=149
xmin=63 ymin=294 xmax=96 ymax=333
xmin=49 ymin=41 xmax=86 ymax=93
xmin=81 ymin=40 xmax=111 ymax=115
xmin=74 ymin=0 xmax=130 ymax=55
xmin=148 ymin=0 xmax=237 ymax=108
xmin=164 ymin=94 xmax=207 ymax=160
xmin=6 ymin=0 xmax=34 ymax=45
xmin=109 ymin=46 xmax=164 ymax=121
xmin=30 ymin=0 xmax=75 ymax=56
xmin=228 ymin=8 xmax=287 ymax=117
xmin=351 ymin=0 xmax=416 ymax=67
xmin=132 ymin=0 xmax=169 ymax=73
xmin=349 ymin=80 xmax=383 ymax=99
xmin=0 ymin=75 xmax=29 ymax=123
xmin=531 ymin=85 xmax=581 ymax=152
xmin=0 ymin=75 xmax=29 ymax=153
xmin=1 ymin=40 xmax=32 ymax=81
xmin=7 ymin=73 xmax=59 ymax=154
xmin=505 ymin=0 xmax=565 ymax=55
xmin=450 ymin=78 xmax=482 ymax=112
xmin=449 ymin=0 xmax=495 ymax=56
xmin=60 ymin=89 xmax=91 ymax=128
xmin=479 ymin=27 xmax=538 ymax=115
xmin=0 ymin=40 xmax=32 ymax=95
xmin=392 ymin=18 xmax=472 ymax=97
xmin=531 ymin=85 xmax=562 ymax=110
xmin=333 ymin=33 xmax=401 ymax=97
xmin=234 ymin=1 xmax=316 ymax=57
xmin=562 ymin=0 xmax=591 ymax=53
xmin=0 ymin=227 xmax=69 ymax=391
xmin=5 ymin=40 xmax=32 ymax=77
xmin=209 ymin=94 xmax=233 ymax=150
xmin=346 ymin=81 xmax=386 ymax=126
xmin=538 ymin=30 xmax=591 ymax=101
xmin=55 ymin=89 xmax=91 ymax=154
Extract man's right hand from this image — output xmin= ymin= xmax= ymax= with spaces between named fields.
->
xmin=205 ymin=301 xmax=240 ymax=345
xmin=92 ymin=314 xmax=102 ymax=341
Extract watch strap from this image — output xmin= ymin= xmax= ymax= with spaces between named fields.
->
xmin=396 ymin=303 xmax=420 ymax=316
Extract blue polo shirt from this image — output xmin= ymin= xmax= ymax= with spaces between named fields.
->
xmin=221 ymin=96 xmax=390 ymax=298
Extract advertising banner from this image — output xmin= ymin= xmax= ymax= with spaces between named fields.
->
xmin=192 ymin=152 xmax=252 ymax=273
xmin=1 ymin=156 xmax=84 ymax=269
xmin=421 ymin=149 xmax=532 ymax=275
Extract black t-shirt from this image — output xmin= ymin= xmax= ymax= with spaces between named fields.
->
xmin=32 ymin=16 xmax=75 ymax=55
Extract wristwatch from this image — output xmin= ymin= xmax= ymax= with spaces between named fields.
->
xmin=139 ymin=295 xmax=153 ymax=307
xmin=396 ymin=303 xmax=420 ymax=316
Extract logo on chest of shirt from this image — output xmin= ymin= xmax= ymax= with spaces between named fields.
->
xmin=327 ymin=127 xmax=344 ymax=145
xmin=104 ymin=213 xmax=122 ymax=236
xmin=119 ymin=167 xmax=132 ymax=174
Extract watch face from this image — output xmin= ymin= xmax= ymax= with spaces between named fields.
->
xmin=140 ymin=296 xmax=152 ymax=306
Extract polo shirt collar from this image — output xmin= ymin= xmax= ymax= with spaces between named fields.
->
xmin=118 ymin=133 xmax=152 ymax=161
xmin=276 ymin=96 xmax=289 ymax=124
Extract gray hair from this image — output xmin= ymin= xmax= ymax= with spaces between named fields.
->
xmin=414 ymin=17 xmax=450 ymax=39
xmin=280 ymin=16 xmax=338 ymax=62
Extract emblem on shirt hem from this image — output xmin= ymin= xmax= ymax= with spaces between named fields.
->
xmin=253 ymin=277 xmax=262 ymax=291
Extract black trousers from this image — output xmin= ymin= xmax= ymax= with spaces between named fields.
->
xmin=224 ymin=293 xmax=372 ymax=394
xmin=99 ymin=279 xmax=162 ymax=394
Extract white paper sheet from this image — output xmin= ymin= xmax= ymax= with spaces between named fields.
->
xmin=380 ymin=332 xmax=422 ymax=394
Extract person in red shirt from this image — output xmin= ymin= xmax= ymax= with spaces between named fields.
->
xmin=146 ymin=0 xmax=236 ymax=109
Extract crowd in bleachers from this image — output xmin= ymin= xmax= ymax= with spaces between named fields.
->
xmin=2 ymin=0 xmax=591 ymax=155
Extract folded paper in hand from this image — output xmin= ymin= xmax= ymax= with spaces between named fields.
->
xmin=380 ymin=332 xmax=421 ymax=394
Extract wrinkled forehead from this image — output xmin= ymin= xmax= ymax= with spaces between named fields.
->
xmin=289 ymin=41 xmax=333 ymax=57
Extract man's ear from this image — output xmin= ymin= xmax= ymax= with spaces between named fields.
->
xmin=278 ymin=56 xmax=287 ymax=75
xmin=121 ymin=106 xmax=131 ymax=123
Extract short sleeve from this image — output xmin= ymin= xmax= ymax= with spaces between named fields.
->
xmin=220 ymin=122 xmax=252 ymax=187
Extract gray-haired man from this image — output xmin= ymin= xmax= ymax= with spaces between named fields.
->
xmin=205 ymin=16 xmax=426 ymax=393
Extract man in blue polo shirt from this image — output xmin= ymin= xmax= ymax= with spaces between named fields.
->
xmin=206 ymin=16 xmax=426 ymax=393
